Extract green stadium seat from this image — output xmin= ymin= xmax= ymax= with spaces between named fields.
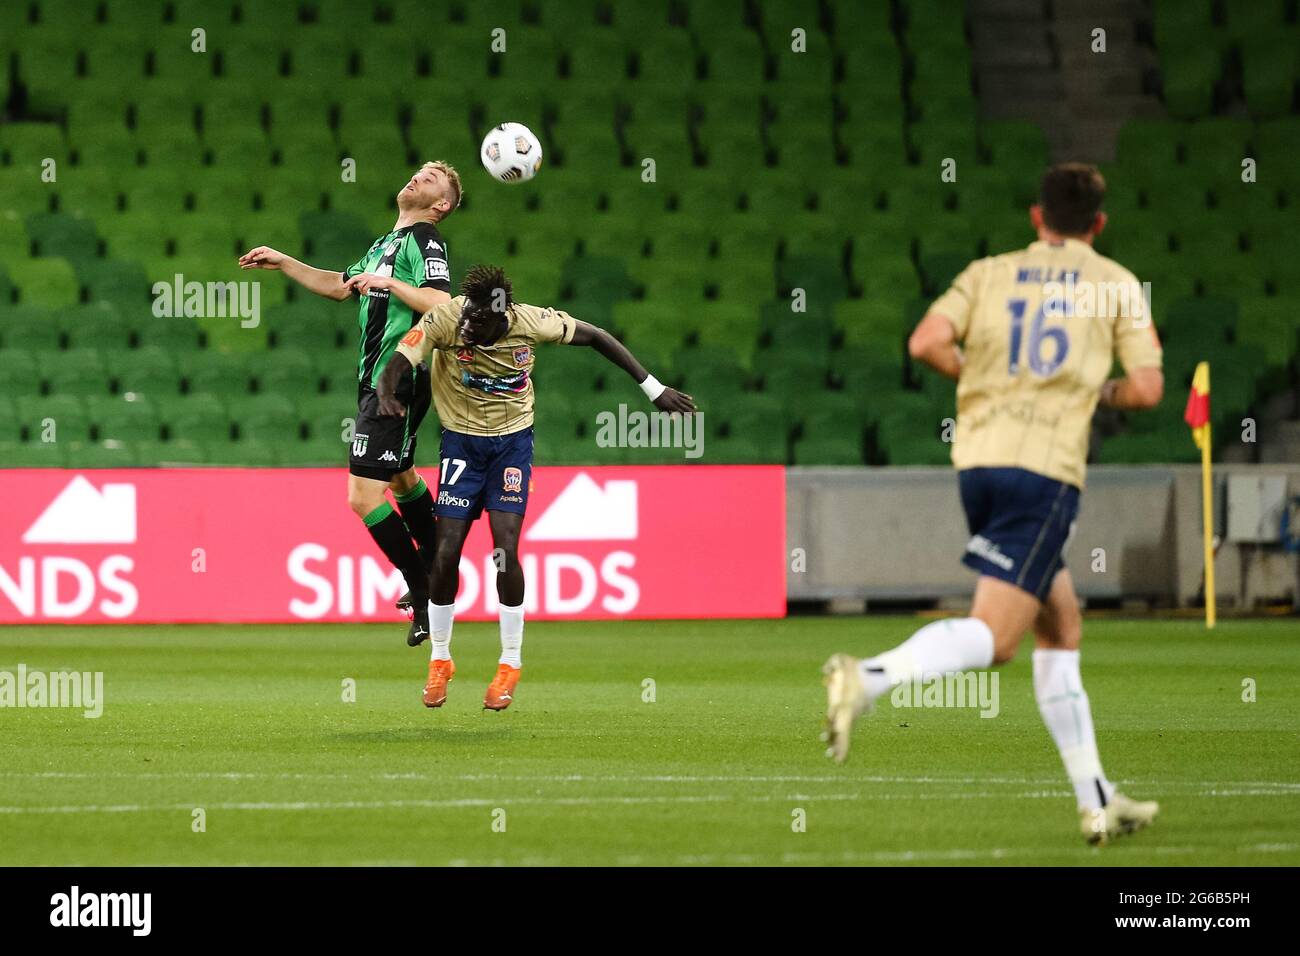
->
xmin=139 ymin=439 xmax=207 ymax=465
xmin=0 ymin=348 xmax=43 ymax=395
xmin=296 ymin=394 xmax=355 ymax=444
xmin=0 ymin=121 xmax=66 ymax=166
xmin=1 ymin=306 xmax=62 ymax=351
xmin=39 ymin=348 xmax=110 ymax=396
xmin=1236 ymin=299 xmax=1299 ymax=368
xmin=0 ymin=398 xmax=22 ymax=442
xmin=833 ymin=345 xmax=906 ymax=401
xmin=131 ymin=312 xmax=206 ymax=351
xmin=249 ymin=351 xmax=324 ymax=394
xmin=777 ymin=254 xmax=849 ymax=302
xmin=1243 ymin=35 xmax=1298 ymax=118
xmin=700 ymin=28 xmax=769 ymax=90
xmin=0 ymin=440 xmax=69 ymax=467
xmin=11 ymin=258 xmax=80 ymax=309
xmin=797 ymin=390 xmax=869 ymax=433
xmin=633 ymin=29 xmax=697 ymax=92
xmin=23 ymin=212 xmax=97 ymax=260
xmin=1224 ymin=0 xmax=1289 ymax=43
xmin=16 ymin=394 xmax=92 ymax=442
xmin=200 ymin=439 xmax=280 ymax=466
xmin=106 ymin=346 xmax=184 ymax=397
xmin=721 ymin=414 xmax=787 ymax=463
xmin=792 ymin=435 xmax=864 ymax=466
xmin=909 ymin=120 xmax=979 ymax=169
xmin=833 ymin=300 xmax=906 ymax=350
xmin=180 ymin=352 xmax=255 ymax=395
xmin=981 ymin=120 xmax=1049 ymax=181
xmin=163 ymin=396 xmax=232 ymax=444
xmin=89 ymin=395 xmax=161 ymax=443
xmin=0 ymin=209 xmax=33 ymax=264
xmin=1096 ymin=430 xmax=1199 ymax=465
xmin=225 ymin=393 xmax=300 ymax=443
xmin=672 ymin=347 xmax=750 ymax=395
xmin=1159 ymin=45 xmax=1221 ymax=119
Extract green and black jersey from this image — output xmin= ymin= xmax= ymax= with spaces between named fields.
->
xmin=343 ymin=221 xmax=451 ymax=388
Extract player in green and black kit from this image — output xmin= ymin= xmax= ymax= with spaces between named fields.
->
xmin=239 ymin=161 xmax=462 ymax=644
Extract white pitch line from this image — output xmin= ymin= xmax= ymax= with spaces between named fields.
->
xmin=4 ymin=770 xmax=1300 ymax=790
xmin=6 ymin=785 xmax=1300 ymax=816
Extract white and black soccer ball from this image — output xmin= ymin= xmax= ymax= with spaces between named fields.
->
xmin=480 ymin=122 xmax=543 ymax=183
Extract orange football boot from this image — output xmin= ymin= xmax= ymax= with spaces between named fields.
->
xmin=422 ymin=659 xmax=455 ymax=708
xmin=483 ymin=664 xmax=521 ymax=711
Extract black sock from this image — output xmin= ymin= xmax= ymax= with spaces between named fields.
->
xmin=362 ymin=503 xmax=426 ymax=597
xmin=395 ymin=478 xmax=437 ymax=572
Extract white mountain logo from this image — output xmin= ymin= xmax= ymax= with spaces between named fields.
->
xmin=525 ymin=473 xmax=637 ymax=541
xmin=22 ymin=475 xmax=137 ymax=544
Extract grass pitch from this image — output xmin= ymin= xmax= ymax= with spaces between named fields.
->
xmin=0 ymin=617 xmax=1296 ymax=866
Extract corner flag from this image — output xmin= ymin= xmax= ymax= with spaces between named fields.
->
xmin=1184 ymin=362 xmax=1215 ymax=628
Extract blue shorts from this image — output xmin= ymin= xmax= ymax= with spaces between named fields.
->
xmin=434 ymin=427 xmax=533 ymax=521
xmin=957 ymin=467 xmax=1080 ymax=601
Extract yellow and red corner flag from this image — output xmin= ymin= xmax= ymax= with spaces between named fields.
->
xmin=1185 ymin=361 xmax=1211 ymax=448
xmin=1185 ymin=362 xmax=1215 ymax=627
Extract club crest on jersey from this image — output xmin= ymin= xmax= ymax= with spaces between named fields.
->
xmin=352 ymin=434 xmax=368 ymax=457
xmin=503 ymin=467 xmax=523 ymax=493
xmin=455 ymin=346 xmax=474 ymax=363
xmin=513 ymin=346 xmax=532 ymax=367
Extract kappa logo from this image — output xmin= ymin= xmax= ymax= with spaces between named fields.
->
xmin=503 ymin=467 xmax=523 ymax=493
xmin=426 ymin=239 xmax=442 ymax=252
xmin=378 ymin=450 xmax=398 ymax=463
xmin=513 ymin=346 xmax=532 ymax=367
xmin=352 ymin=434 xmax=369 ymax=457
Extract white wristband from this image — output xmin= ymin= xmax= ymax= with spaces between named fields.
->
xmin=639 ymin=373 xmax=666 ymax=401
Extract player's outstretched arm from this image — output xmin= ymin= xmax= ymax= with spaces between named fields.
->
xmin=569 ymin=319 xmax=696 ymax=414
xmin=238 ymin=246 xmax=351 ymax=302
xmin=375 ymin=352 xmax=411 ymax=417
xmin=344 ymin=273 xmax=451 ymax=315
xmin=908 ymin=311 xmax=964 ymax=380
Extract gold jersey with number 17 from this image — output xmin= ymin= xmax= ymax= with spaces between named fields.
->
xmin=928 ymin=237 xmax=1163 ymax=490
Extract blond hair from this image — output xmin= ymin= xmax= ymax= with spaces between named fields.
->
xmin=423 ymin=160 xmax=462 ymax=220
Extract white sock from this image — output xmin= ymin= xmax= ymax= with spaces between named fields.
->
xmin=429 ymin=602 xmax=454 ymax=661
xmin=498 ymin=603 xmax=524 ymax=668
xmin=1033 ymin=648 xmax=1115 ymax=811
xmin=857 ymin=617 xmax=995 ymax=701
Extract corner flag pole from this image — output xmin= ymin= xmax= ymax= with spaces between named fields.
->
xmin=1185 ymin=362 xmax=1215 ymax=628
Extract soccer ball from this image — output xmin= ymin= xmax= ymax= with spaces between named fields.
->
xmin=480 ymin=122 xmax=543 ymax=183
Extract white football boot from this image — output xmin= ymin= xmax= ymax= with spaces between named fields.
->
xmin=821 ymin=653 xmax=872 ymax=763
xmin=1080 ymin=792 xmax=1160 ymax=845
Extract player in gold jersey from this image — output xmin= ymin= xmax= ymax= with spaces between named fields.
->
xmin=822 ymin=164 xmax=1165 ymax=845
xmin=374 ymin=265 xmax=694 ymax=711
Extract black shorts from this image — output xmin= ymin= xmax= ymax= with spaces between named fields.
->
xmin=348 ymin=365 xmax=431 ymax=481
